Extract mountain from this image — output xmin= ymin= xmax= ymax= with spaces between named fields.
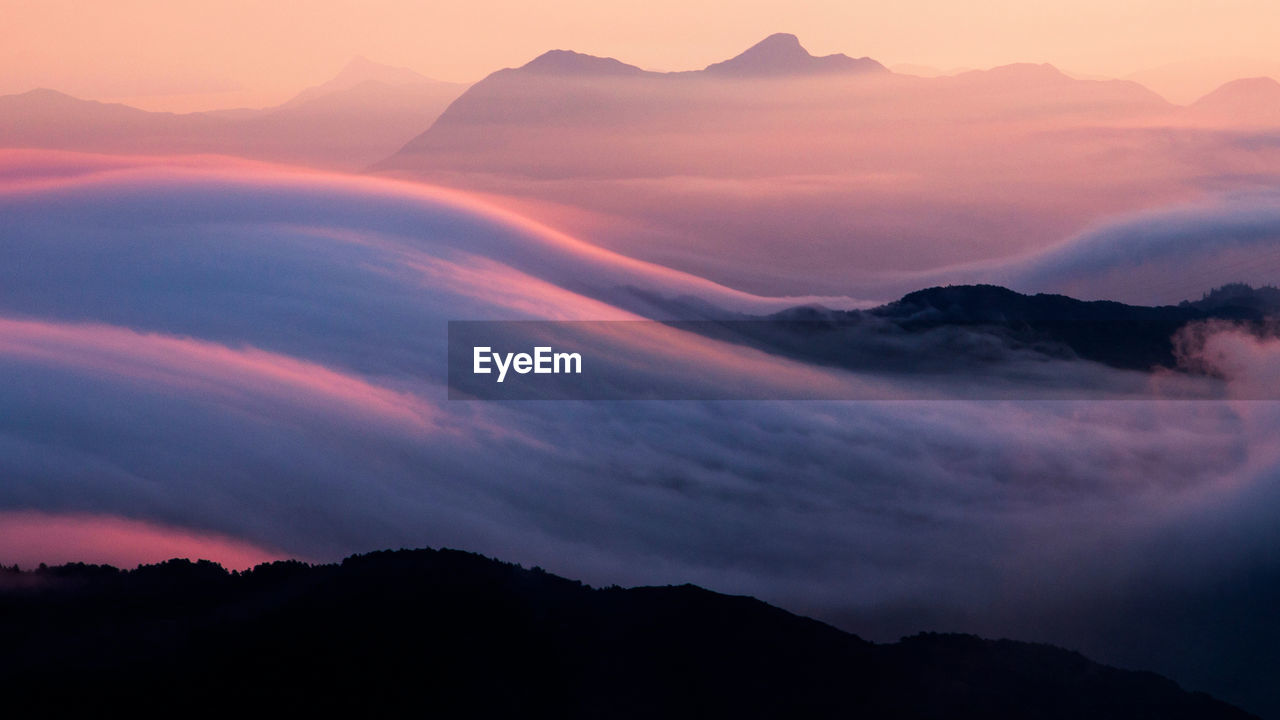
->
xmin=280 ymin=55 xmax=445 ymax=107
xmin=689 ymin=284 xmax=1280 ymax=376
xmin=373 ymin=37 xmax=1187 ymax=297
xmin=1188 ymin=76 xmax=1280 ymax=126
xmin=521 ymin=48 xmax=651 ymax=76
xmin=869 ymin=283 xmax=1269 ymax=370
xmin=702 ymin=32 xmax=887 ymax=76
xmin=0 ymin=88 xmax=217 ymax=145
xmin=378 ymin=38 xmax=1167 ymax=177
xmin=0 ymin=548 xmax=1254 ymax=718
xmin=947 ymin=63 xmax=1171 ymax=115
xmin=1126 ymin=58 xmax=1280 ymax=104
xmin=0 ymin=59 xmax=469 ymax=170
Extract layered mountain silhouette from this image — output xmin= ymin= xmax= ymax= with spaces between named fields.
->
xmin=680 ymin=283 xmax=1280 ymax=376
xmin=7 ymin=36 xmax=1280 ymax=296
xmin=0 ymin=548 xmax=1255 ymax=718
xmin=0 ymin=58 xmax=468 ymax=169
xmin=368 ymin=35 xmax=1200 ymax=296
xmin=377 ymin=35 xmax=1169 ymax=178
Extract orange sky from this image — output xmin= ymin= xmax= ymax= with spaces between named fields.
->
xmin=4 ymin=0 xmax=1280 ymax=111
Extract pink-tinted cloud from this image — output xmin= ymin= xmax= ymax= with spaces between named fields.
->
xmin=0 ymin=511 xmax=289 ymax=570
xmin=0 ymin=151 xmax=1277 ymax=713
xmin=0 ymin=317 xmax=441 ymax=434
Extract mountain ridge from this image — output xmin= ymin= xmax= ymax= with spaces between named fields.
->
xmin=0 ymin=60 xmax=470 ymax=170
xmin=1189 ymin=76 xmax=1280 ymax=124
xmin=0 ymin=547 xmax=1256 ymax=718
xmin=280 ymin=56 xmax=462 ymax=108
xmin=666 ymin=283 xmax=1280 ymax=378
xmin=702 ymin=32 xmax=888 ymax=76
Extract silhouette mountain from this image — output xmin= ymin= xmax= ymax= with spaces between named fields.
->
xmin=676 ymin=284 xmax=1280 ymax=377
xmin=377 ymin=37 xmax=1170 ymax=181
xmin=0 ymin=549 xmax=1254 ymax=718
xmin=521 ymin=49 xmax=651 ymax=76
xmin=1126 ymin=58 xmax=1280 ymax=105
xmin=280 ymin=55 xmax=448 ymax=107
xmin=1189 ymin=76 xmax=1280 ymax=125
xmin=702 ymin=33 xmax=887 ymax=76
xmin=870 ymin=284 xmax=1259 ymax=370
xmin=0 ymin=60 xmax=469 ymax=170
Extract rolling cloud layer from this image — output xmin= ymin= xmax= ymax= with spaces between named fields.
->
xmin=4 ymin=152 xmax=1280 ymax=714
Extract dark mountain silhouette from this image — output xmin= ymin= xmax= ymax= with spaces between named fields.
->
xmin=0 ymin=59 xmax=469 ymax=169
xmin=702 ymin=33 xmax=887 ymax=76
xmin=1186 ymin=282 xmax=1280 ymax=313
xmin=0 ymin=549 xmax=1254 ymax=718
xmin=676 ymin=284 xmax=1280 ymax=377
xmin=868 ymin=283 xmax=1270 ymax=371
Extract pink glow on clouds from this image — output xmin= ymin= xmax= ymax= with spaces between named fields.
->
xmin=0 ymin=150 xmax=870 ymax=311
xmin=0 ymin=317 xmax=441 ymax=435
xmin=0 ymin=511 xmax=291 ymax=570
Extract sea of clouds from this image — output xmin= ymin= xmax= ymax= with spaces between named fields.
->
xmin=3 ymin=151 xmax=1280 ymax=713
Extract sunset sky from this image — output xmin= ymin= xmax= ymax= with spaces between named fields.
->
xmin=6 ymin=0 xmax=1280 ymax=111
xmin=7 ymin=2 xmax=1280 ymax=713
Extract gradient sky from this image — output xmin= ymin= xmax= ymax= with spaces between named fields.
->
xmin=5 ymin=0 xmax=1280 ymax=111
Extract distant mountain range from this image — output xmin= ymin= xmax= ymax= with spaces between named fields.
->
xmin=374 ymin=35 xmax=1172 ymax=178
xmin=0 ymin=548 xmax=1255 ymax=718
xmin=1126 ymin=58 xmax=1280 ymax=105
xmin=0 ymin=58 xmax=469 ymax=170
xmin=4 ymin=34 xmax=1276 ymax=177
xmin=365 ymin=34 xmax=1243 ymax=298
xmin=7 ymin=36 xmax=1280 ymax=298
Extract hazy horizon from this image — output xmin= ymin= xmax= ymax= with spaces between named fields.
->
xmin=6 ymin=1 xmax=1280 ymax=111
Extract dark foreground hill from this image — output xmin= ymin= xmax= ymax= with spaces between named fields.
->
xmin=0 ymin=549 xmax=1253 ymax=718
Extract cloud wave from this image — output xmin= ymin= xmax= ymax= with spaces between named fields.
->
xmin=3 ymin=152 xmax=1280 ymax=713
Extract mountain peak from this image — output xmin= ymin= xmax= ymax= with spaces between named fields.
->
xmin=749 ymin=32 xmax=806 ymax=54
xmin=703 ymin=33 xmax=887 ymax=77
xmin=341 ymin=55 xmax=380 ymax=72
xmin=520 ymin=49 xmax=647 ymax=76
xmin=281 ymin=57 xmax=437 ymax=108
xmin=1193 ymin=75 xmax=1280 ymax=104
xmin=329 ymin=56 xmax=430 ymax=87
xmin=1188 ymin=76 xmax=1280 ymax=124
xmin=14 ymin=87 xmax=80 ymax=103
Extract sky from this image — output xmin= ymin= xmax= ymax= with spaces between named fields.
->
xmin=6 ymin=5 xmax=1280 ymax=712
xmin=5 ymin=0 xmax=1280 ymax=111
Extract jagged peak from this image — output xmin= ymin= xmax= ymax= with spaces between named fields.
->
xmin=703 ymin=33 xmax=886 ymax=77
